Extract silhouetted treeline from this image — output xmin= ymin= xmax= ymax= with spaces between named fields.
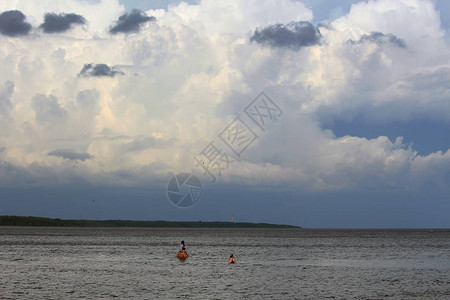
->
xmin=0 ymin=216 xmax=300 ymax=228
xmin=0 ymin=216 xmax=79 ymax=227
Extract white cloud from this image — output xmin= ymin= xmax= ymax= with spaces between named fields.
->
xmin=0 ymin=0 xmax=448 ymax=196
xmin=31 ymin=94 xmax=68 ymax=123
xmin=0 ymin=80 xmax=14 ymax=116
xmin=165 ymin=0 xmax=312 ymax=35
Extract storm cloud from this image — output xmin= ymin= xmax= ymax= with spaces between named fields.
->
xmin=250 ymin=21 xmax=321 ymax=50
xmin=351 ymin=31 xmax=406 ymax=48
xmin=48 ymin=149 xmax=93 ymax=161
xmin=109 ymin=9 xmax=155 ymax=34
xmin=40 ymin=13 xmax=86 ymax=33
xmin=78 ymin=63 xmax=124 ymax=77
xmin=0 ymin=10 xmax=32 ymax=37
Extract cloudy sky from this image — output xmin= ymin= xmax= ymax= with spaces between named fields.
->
xmin=0 ymin=0 xmax=449 ymax=228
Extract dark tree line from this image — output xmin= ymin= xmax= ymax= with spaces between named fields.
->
xmin=0 ymin=216 xmax=300 ymax=228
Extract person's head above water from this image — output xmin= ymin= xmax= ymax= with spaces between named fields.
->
xmin=230 ymin=254 xmax=233 ymax=258
xmin=181 ymin=240 xmax=184 ymax=244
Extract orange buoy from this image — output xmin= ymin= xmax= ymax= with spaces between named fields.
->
xmin=176 ymin=251 xmax=189 ymax=260
xmin=429 ymin=229 xmax=434 ymax=233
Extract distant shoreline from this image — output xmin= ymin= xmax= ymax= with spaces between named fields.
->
xmin=0 ymin=216 xmax=301 ymax=229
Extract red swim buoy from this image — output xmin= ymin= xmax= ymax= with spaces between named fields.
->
xmin=177 ymin=251 xmax=189 ymax=260
xmin=429 ymin=229 xmax=434 ymax=233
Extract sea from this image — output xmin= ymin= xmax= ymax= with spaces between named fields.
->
xmin=0 ymin=227 xmax=449 ymax=299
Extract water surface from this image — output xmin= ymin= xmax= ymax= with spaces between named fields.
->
xmin=0 ymin=228 xmax=449 ymax=299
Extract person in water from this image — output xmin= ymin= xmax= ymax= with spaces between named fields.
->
xmin=179 ymin=240 xmax=185 ymax=252
xmin=227 ymin=254 xmax=236 ymax=264
xmin=177 ymin=245 xmax=189 ymax=259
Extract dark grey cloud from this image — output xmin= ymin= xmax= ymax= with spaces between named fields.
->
xmin=0 ymin=81 xmax=14 ymax=116
xmin=40 ymin=13 xmax=86 ymax=33
xmin=109 ymin=9 xmax=155 ymax=34
xmin=250 ymin=21 xmax=321 ymax=50
xmin=78 ymin=63 xmax=124 ymax=77
xmin=31 ymin=94 xmax=68 ymax=123
xmin=0 ymin=10 xmax=32 ymax=37
xmin=48 ymin=149 xmax=93 ymax=161
xmin=350 ymin=32 xmax=406 ymax=48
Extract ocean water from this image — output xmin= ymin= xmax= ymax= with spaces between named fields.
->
xmin=0 ymin=228 xmax=449 ymax=299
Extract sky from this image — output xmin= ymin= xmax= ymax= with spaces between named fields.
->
xmin=0 ymin=0 xmax=449 ymax=228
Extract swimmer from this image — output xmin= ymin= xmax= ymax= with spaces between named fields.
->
xmin=179 ymin=240 xmax=185 ymax=252
xmin=227 ymin=254 xmax=236 ymax=264
xmin=177 ymin=246 xmax=189 ymax=260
